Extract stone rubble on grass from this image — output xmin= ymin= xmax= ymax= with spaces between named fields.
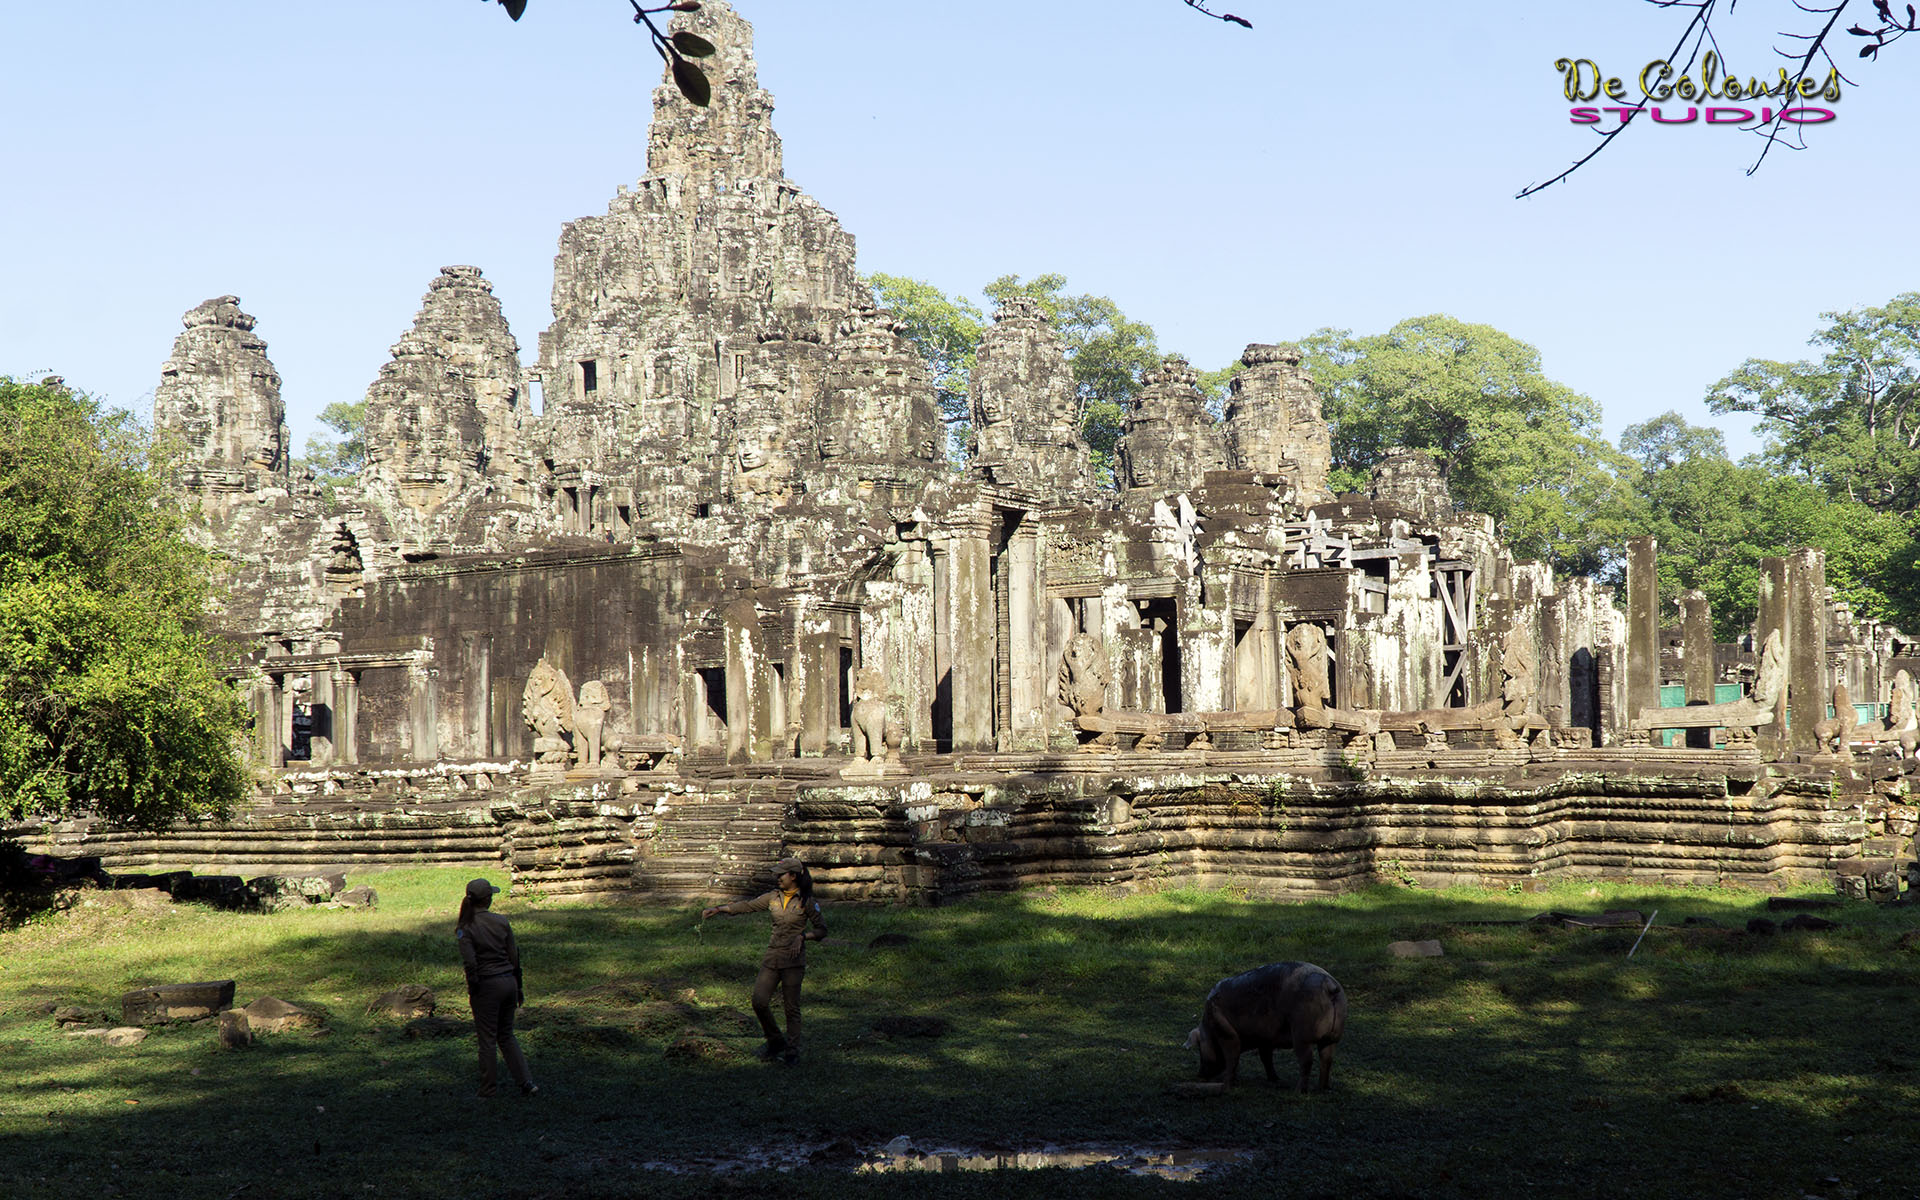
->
xmin=62 ymin=1026 xmax=150 ymax=1047
xmin=122 ymin=980 xmax=236 ymax=1025
xmin=369 ymin=985 xmax=436 ymax=1019
xmin=241 ymin=996 xmax=324 ymax=1034
xmin=218 ymin=1010 xmax=253 ymax=1049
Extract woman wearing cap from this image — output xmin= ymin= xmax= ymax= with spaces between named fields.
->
xmin=702 ymin=858 xmax=827 ymax=1064
xmin=456 ymin=877 xmax=538 ymax=1097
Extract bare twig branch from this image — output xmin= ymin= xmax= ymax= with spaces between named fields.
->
xmin=1516 ymin=1 xmax=1720 ymax=199
xmin=1182 ymin=0 xmax=1253 ymax=28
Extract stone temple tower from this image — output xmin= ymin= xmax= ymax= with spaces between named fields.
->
xmin=153 ymin=296 xmax=290 ymax=511
xmin=1115 ymin=354 xmax=1228 ymax=497
xmin=357 ymin=265 xmax=532 ymax=555
xmin=1223 ymin=343 xmax=1333 ymax=502
xmin=534 ymin=0 xmax=869 ymax=536
xmin=968 ymin=296 xmax=1093 ymax=499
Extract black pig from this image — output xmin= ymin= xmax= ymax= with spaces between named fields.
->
xmin=1186 ymin=961 xmax=1345 ymax=1092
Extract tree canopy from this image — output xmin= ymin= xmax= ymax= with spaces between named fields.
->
xmin=1709 ymin=293 xmax=1920 ymax=515
xmin=1298 ymin=315 xmax=1638 ymax=577
xmin=301 ymin=399 xmax=369 ymax=496
xmin=1622 ymin=410 xmax=1918 ymax=637
xmin=0 ymin=379 xmax=249 ymax=828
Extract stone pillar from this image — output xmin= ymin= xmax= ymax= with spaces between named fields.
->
xmin=1754 ymin=557 xmax=1790 ymax=759
xmin=408 ymin=655 xmax=438 ymax=763
xmin=797 ymin=623 xmax=837 ymax=757
xmin=723 ymin=598 xmax=773 ymax=764
xmin=1786 ymin=548 xmax=1828 ymax=754
xmin=309 ymin=667 xmax=336 ymax=767
xmin=930 ymin=541 xmax=952 ymax=750
xmin=1046 ymin=596 xmax=1078 ymax=746
xmin=253 ymin=674 xmax=284 ymax=769
xmin=1681 ymin=589 xmax=1714 ymax=749
xmin=948 ymin=527 xmax=996 ymax=752
xmin=338 ymin=669 xmax=360 ymax=765
xmin=1540 ymin=595 xmax=1569 ymax=729
xmin=279 ymin=674 xmax=298 ymax=766
xmin=899 ymin=545 xmax=937 ymax=751
xmin=1005 ymin=523 xmax=1047 ymax=750
xmin=1625 ymin=536 xmax=1660 ymax=728
xmin=1186 ymin=564 xmax=1235 ymax=713
xmin=459 ymin=633 xmax=491 ymax=762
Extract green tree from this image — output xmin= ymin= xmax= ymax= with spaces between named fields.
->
xmin=0 ymin=379 xmax=249 ymax=828
xmin=866 ymin=273 xmax=983 ymax=464
xmin=1709 ymin=293 xmax=1920 ymax=515
xmin=1621 ymin=410 xmax=1920 ymax=637
xmin=301 ymin=399 xmax=367 ymax=492
xmin=1298 ymin=315 xmax=1638 ymax=576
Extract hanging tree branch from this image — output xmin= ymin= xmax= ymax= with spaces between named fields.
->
xmin=485 ymin=0 xmax=715 ymax=106
xmin=1182 ymin=0 xmax=1254 ymax=29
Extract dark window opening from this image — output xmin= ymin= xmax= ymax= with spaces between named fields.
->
xmin=580 ymin=359 xmax=598 ymax=394
xmin=839 ymin=647 xmax=855 ymax=729
xmin=1138 ymin=598 xmax=1182 ymax=713
xmin=697 ymin=666 xmax=728 ymax=733
xmin=693 ymin=503 xmax=711 ymax=519
xmin=290 ymin=703 xmax=312 ymax=761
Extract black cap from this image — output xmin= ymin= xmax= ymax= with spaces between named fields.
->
xmin=466 ymin=878 xmax=502 ymax=900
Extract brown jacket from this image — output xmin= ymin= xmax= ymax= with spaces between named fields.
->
xmin=457 ymin=910 xmax=522 ymax=987
xmin=719 ymin=890 xmax=826 ymax=970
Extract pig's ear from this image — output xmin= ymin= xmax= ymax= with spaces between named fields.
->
xmin=1185 ymin=1028 xmax=1202 ymax=1049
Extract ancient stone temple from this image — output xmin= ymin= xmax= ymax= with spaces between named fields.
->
xmin=56 ymin=0 xmax=1909 ymax=905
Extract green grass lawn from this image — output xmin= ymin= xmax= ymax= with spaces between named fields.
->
xmin=2 ymin=870 xmax=1917 ymax=1199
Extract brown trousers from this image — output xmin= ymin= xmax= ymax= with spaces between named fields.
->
xmin=752 ymin=965 xmax=804 ymax=1050
xmin=470 ymin=973 xmax=531 ymax=1095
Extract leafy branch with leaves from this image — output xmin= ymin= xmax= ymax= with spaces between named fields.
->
xmin=486 ymin=0 xmax=716 ymax=106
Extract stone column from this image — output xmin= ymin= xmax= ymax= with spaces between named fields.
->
xmin=309 ymin=667 xmax=336 ymax=767
xmin=1005 ymin=523 xmax=1047 ymax=750
xmin=338 ymin=669 xmax=360 ymax=765
xmin=1625 ymin=536 xmax=1660 ymax=729
xmin=1681 ymin=589 xmax=1714 ymax=748
xmin=1186 ymin=564 xmax=1235 ymax=713
xmin=947 ymin=526 xmax=996 ymax=752
xmin=459 ymin=633 xmax=491 ymax=762
xmin=1540 ymin=595 xmax=1569 ymax=729
xmin=1754 ymin=557 xmax=1790 ymax=759
xmin=899 ymin=545 xmax=937 ymax=751
xmin=797 ymin=620 xmax=837 ymax=758
xmin=1045 ymin=596 xmax=1078 ymax=746
xmin=723 ymin=598 xmax=773 ymax=764
xmin=254 ymin=674 xmax=284 ymax=769
xmin=1786 ymin=548 xmax=1828 ymax=754
xmin=408 ymin=655 xmax=439 ymax=763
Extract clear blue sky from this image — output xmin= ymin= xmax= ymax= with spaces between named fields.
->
xmin=5 ymin=1 xmax=1917 ymax=462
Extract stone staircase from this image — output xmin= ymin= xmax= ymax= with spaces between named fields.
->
xmin=634 ymin=783 xmax=793 ymax=901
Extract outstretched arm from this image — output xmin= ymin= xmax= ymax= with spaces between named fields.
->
xmin=702 ymin=892 xmax=771 ymax=920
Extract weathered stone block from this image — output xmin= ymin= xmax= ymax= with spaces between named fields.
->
xmin=122 ymin=980 xmax=236 ymax=1026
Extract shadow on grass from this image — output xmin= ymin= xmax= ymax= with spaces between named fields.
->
xmin=3 ymin=880 xmax=1918 ymax=1200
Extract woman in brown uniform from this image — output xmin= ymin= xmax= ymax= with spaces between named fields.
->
xmin=456 ymin=877 xmax=538 ymax=1097
xmin=702 ymin=857 xmax=827 ymax=1064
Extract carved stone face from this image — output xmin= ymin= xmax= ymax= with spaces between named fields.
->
xmin=980 ymin=390 xmax=1007 ymax=424
xmin=917 ymin=436 xmax=937 ymax=461
xmin=736 ymin=433 xmax=770 ymax=471
xmin=819 ymin=431 xmax=845 ymax=459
